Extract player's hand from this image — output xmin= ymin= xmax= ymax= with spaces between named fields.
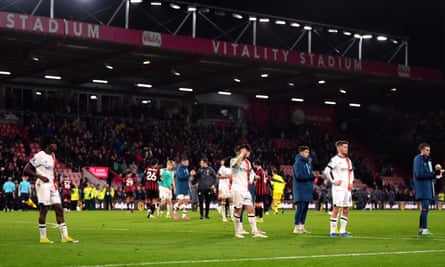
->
xmin=190 ymin=170 xmax=196 ymax=176
xmin=333 ymin=180 xmax=342 ymax=186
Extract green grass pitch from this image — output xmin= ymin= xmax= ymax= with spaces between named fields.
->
xmin=1 ymin=209 xmax=444 ymax=267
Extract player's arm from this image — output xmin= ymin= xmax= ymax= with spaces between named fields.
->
xmin=231 ymin=152 xmax=246 ymax=168
xmin=322 ymin=159 xmax=341 ymax=185
xmin=414 ymin=157 xmax=433 ymax=180
xmin=24 ymin=162 xmax=49 ymax=182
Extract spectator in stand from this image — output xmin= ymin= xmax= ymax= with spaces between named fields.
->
xmin=292 ymin=146 xmax=315 ymax=234
xmin=83 ymin=183 xmax=95 ymax=210
xmin=3 ymin=176 xmax=16 ymax=212
xmin=413 ymin=143 xmax=437 ymax=236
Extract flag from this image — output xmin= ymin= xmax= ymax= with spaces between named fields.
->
xmin=27 ymin=198 xmax=37 ymax=208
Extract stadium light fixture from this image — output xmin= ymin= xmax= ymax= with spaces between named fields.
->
xmin=291 ymin=98 xmax=304 ymax=102
xmin=290 ymin=22 xmax=301 ymax=28
xmin=260 ymin=73 xmax=269 ymax=78
xmin=214 ymin=10 xmax=225 ymax=16
xmin=317 ymin=80 xmax=326 ymax=84
xmin=105 ymin=64 xmax=114 ymax=70
xmin=259 ymin=18 xmax=270 ymax=23
xmin=233 ymin=78 xmax=241 ymax=83
xmin=141 ymin=99 xmax=152 ymax=104
xmin=288 ymin=82 xmax=295 ymax=87
xmin=328 ymin=28 xmax=338 ymax=33
xmin=217 ymin=91 xmax=232 ymax=96
xmin=362 ymin=34 xmax=373 ymax=39
xmin=349 ymin=103 xmax=361 ymax=107
xmin=143 ymin=60 xmax=151 ymax=65
xmin=353 ymin=33 xmax=362 ymax=39
xmin=377 ymin=35 xmax=388 ymax=41
xmin=275 ymin=20 xmax=286 ymax=25
xmin=35 ymin=91 xmax=42 ymax=96
xmin=179 ymin=87 xmax=193 ymax=92
xmin=0 ymin=71 xmax=11 ymax=75
xmin=324 ymin=100 xmax=336 ymax=105
xmin=136 ymin=83 xmax=152 ymax=88
xmin=172 ymin=70 xmax=181 ymax=76
xmin=339 ymin=89 xmax=347 ymax=94
xmin=150 ymin=1 xmax=162 ymax=6
xmin=343 ymin=31 xmax=352 ymax=36
xmin=303 ymin=25 xmax=312 ymax=30
xmin=187 ymin=6 xmax=197 ymax=12
xmin=92 ymin=79 xmax=108 ymax=84
xmin=169 ymin=3 xmax=181 ymax=10
xmin=256 ymin=94 xmax=269 ymax=99
xmin=249 ymin=16 xmax=257 ymax=21
xmin=390 ymin=87 xmax=398 ymax=92
xmin=90 ymin=95 xmax=98 ymax=100
xmin=391 ymin=39 xmax=399 ymax=44
xmin=232 ymin=13 xmax=243 ymax=19
xmin=44 ymin=75 xmax=62 ymax=80
xmin=130 ymin=0 xmax=143 ymax=3
xmin=199 ymin=8 xmax=210 ymax=13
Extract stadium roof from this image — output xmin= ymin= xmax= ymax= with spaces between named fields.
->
xmin=0 ymin=0 xmax=444 ymax=106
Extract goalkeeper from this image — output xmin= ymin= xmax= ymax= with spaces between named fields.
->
xmin=270 ymin=167 xmax=286 ymax=214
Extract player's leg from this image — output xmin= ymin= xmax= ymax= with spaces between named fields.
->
xmin=419 ymin=199 xmax=432 ymax=235
xmin=198 ymin=189 xmax=205 ymax=219
xmin=181 ymin=196 xmax=190 ymax=220
xmin=300 ymin=201 xmax=310 ymax=233
xmin=204 ymin=189 xmax=211 ymax=218
xmin=232 ymin=192 xmax=245 ymax=237
xmin=294 ymin=201 xmax=303 ymax=233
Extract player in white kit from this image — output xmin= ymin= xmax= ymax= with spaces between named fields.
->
xmin=323 ymin=140 xmax=354 ymax=238
xmin=24 ymin=137 xmax=78 ymax=244
xmin=217 ymin=157 xmax=233 ymax=222
xmin=231 ymin=144 xmax=267 ymax=238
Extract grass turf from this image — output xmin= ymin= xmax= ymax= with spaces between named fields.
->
xmin=0 ymin=209 xmax=444 ymax=267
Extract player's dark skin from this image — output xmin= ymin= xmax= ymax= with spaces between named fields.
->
xmin=24 ymin=143 xmax=65 ymax=225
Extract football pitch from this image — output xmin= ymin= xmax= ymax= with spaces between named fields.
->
xmin=1 ymin=209 xmax=444 ymax=267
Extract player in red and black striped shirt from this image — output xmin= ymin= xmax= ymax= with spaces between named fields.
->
xmin=123 ymin=172 xmax=137 ymax=213
xmin=144 ymin=159 xmax=161 ymax=218
xmin=253 ymin=159 xmax=269 ymax=223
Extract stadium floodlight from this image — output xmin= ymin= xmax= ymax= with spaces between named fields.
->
xmin=339 ymin=89 xmax=347 ymax=94
xmin=259 ymin=18 xmax=270 ymax=23
xmin=343 ymin=31 xmax=352 ymax=36
xmin=317 ymin=80 xmax=326 ymax=84
xmin=92 ymin=79 xmax=108 ymax=84
xmin=353 ymin=34 xmax=362 ymax=39
xmin=324 ymin=100 xmax=336 ymax=105
xmin=150 ymin=1 xmax=162 ymax=6
xmin=349 ymin=103 xmax=361 ymax=107
xmin=44 ymin=75 xmax=62 ymax=80
xmin=256 ymin=94 xmax=269 ymax=99
xmin=169 ymin=3 xmax=181 ymax=10
xmin=35 ymin=91 xmax=42 ymax=96
xmin=377 ymin=35 xmax=388 ymax=41
xmin=391 ymin=39 xmax=399 ymax=44
xmin=141 ymin=99 xmax=152 ymax=104
xmin=90 ymin=95 xmax=98 ymax=100
xmin=390 ymin=87 xmax=398 ymax=92
xmin=217 ymin=91 xmax=232 ymax=96
xmin=249 ymin=16 xmax=257 ymax=21
xmin=105 ymin=64 xmax=114 ymax=70
xmin=199 ymin=8 xmax=210 ymax=13
xmin=290 ymin=22 xmax=300 ymax=28
xmin=31 ymin=56 xmax=40 ymax=61
xmin=143 ymin=60 xmax=151 ymax=65
xmin=260 ymin=73 xmax=269 ymax=78
xmin=291 ymin=98 xmax=304 ymax=102
xmin=172 ymin=70 xmax=181 ymax=76
xmin=130 ymin=0 xmax=143 ymax=3
xmin=275 ymin=20 xmax=286 ymax=25
xmin=362 ymin=34 xmax=373 ymax=39
xmin=187 ymin=6 xmax=197 ymax=12
xmin=303 ymin=25 xmax=312 ymax=30
xmin=179 ymin=87 xmax=193 ymax=92
xmin=136 ymin=83 xmax=152 ymax=88
xmin=328 ymin=28 xmax=338 ymax=33
xmin=288 ymin=82 xmax=295 ymax=87
xmin=232 ymin=13 xmax=243 ymax=19
xmin=0 ymin=71 xmax=11 ymax=75
xmin=233 ymin=78 xmax=241 ymax=83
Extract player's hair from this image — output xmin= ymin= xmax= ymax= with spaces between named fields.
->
xmin=166 ymin=160 xmax=175 ymax=168
xmin=298 ymin=145 xmax=310 ymax=152
xmin=200 ymin=157 xmax=209 ymax=163
xmin=239 ymin=144 xmax=252 ymax=152
xmin=253 ymin=159 xmax=262 ymax=166
xmin=41 ymin=136 xmax=56 ymax=148
xmin=270 ymin=166 xmax=278 ymax=174
xmin=150 ymin=158 xmax=159 ymax=166
xmin=335 ymin=140 xmax=349 ymax=147
xmin=418 ymin=143 xmax=430 ymax=152
xmin=223 ymin=157 xmax=231 ymax=167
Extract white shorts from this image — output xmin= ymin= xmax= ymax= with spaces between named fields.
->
xmin=36 ymin=180 xmax=61 ymax=206
xmin=176 ymin=194 xmax=190 ymax=200
xmin=218 ymin=188 xmax=232 ymax=199
xmin=332 ymin=187 xmax=352 ymax=207
xmin=159 ymin=186 xmax=172 ymax=200
xmin=232 ymin=190 xmax=253 ymax=209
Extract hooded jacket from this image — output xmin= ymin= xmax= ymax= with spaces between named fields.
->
xmin=292 ymin=154 xmax=315 ymax=202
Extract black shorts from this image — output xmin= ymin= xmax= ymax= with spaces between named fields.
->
xmin=146 ymin=190 xmax=159 ymax=199
xmin=5 ymin=193 xmax=13 ymax=202
xmin=254 ymin=194 xmax=266 ymax=203
xmin=20 ymin=193 xmax=29 ymax=201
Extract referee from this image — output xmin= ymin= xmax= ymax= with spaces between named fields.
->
xmin=3 ymin=176 xmax=16 ymax=212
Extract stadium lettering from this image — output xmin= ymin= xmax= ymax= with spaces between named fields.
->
xmin=212 ymin=41 xmax=289 ymax=62
xmin=298 ymin=52 xmax=362 ymax=71
xmin=4 ymin=12 xmax=99 ymax=39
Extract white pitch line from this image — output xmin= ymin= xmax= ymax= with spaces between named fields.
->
xmin=67 ymin=250 xmax=445 ymax=267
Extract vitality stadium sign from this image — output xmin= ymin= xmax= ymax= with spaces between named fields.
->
xmin=0 ymin=11 xmax=441 ymax=81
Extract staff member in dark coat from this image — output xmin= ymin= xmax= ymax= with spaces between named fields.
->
xmin=292 ymin=146 xmax=315 ymax=234
xmin=194 ymin=158 xmax=217 ymax=220
xmin=413 ymin=143 xmax=442 ymax=236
